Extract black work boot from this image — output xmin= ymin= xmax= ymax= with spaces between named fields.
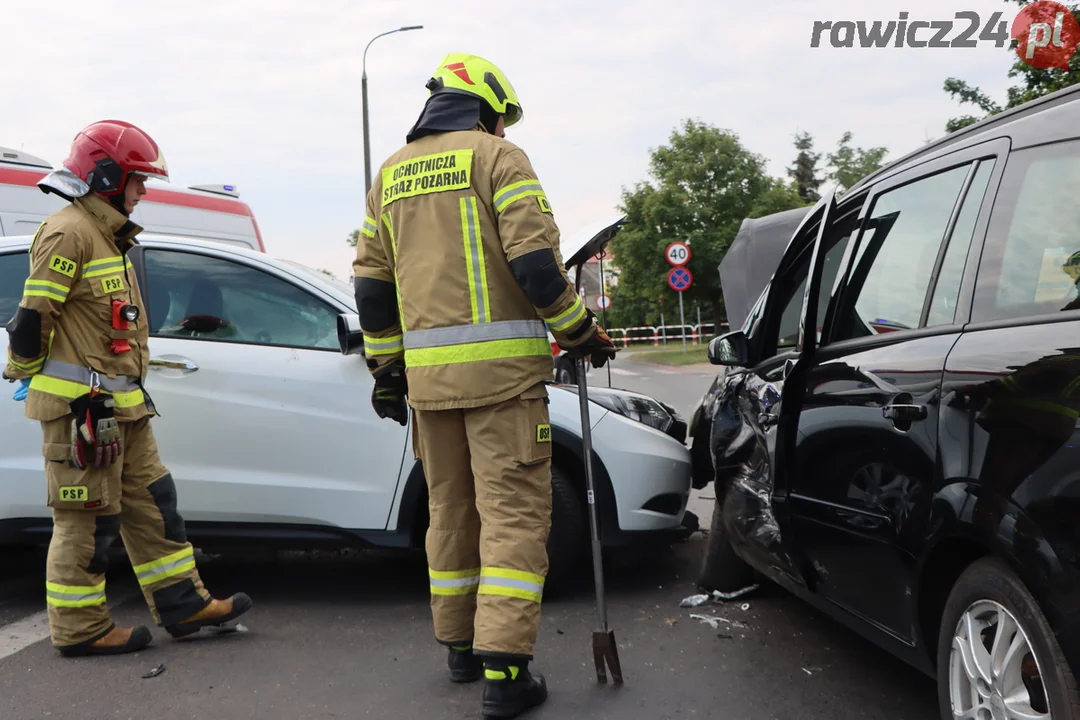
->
xmin=482 ymin=659 xmax=548 ymax=719
xmin=447 ymin=644 xmax=483 ymax=683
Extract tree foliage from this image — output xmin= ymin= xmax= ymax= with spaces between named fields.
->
xmin=789 ymin=131 xmax=823 ymax=202
xmin=609 ymin=119 xmax=809 ymax=329
xmin=346 ymin=229 xmax=360 ymax=248
xmin=944 ymin=0 xmax=1080 ymax=133
xmin=826 ymin=131 xmax=889 ymax=193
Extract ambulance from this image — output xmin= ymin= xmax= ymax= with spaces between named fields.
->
xmin=0 ymin=145 xmax=265 ymax=252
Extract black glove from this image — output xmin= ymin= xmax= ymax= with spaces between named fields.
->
xmin=69 ymin=391 xmax=122 ymax=470
xmin=372 ymin=360 xmax=409 ymax=426
xmin=561 ymin=310 xmax=618 ymax=369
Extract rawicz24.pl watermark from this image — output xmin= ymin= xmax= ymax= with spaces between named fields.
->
xmin=810 ymin=0 xmax=1080 ymax=69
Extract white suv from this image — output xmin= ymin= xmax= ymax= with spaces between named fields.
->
xmin=0 ymin=234 xmax=692 ymax=588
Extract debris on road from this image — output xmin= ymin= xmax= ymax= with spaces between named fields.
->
xmin=680 ymin=594 xmax=711 ymax=607
xmin=710 ymin=585 xmax=759 ymax=601
xmin=689 ymin=613 xmax=750 ymax=631
xmin=141 ymin=664 xmax=165 ymax=679
xmin=740 ymin=603 xmax=751 ymax=611
xmin=717 ymin=633 xmax=733 ymax=640
xmin=208 ymin=623 xmax=248 ymax=635
xmin=664 ymin=618 xmax=678 ymax=626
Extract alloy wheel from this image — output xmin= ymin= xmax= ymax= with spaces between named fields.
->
xmin=950 ymin=599 xmax=1050 ymax=719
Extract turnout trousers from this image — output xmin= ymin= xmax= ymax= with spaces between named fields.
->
xmin=414 ymin=382 xmax=554 ymax=659
xmin=41 ymin=415 xmax=211 ymax=648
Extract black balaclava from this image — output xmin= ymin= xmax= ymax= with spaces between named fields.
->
xmin=107 ymin=175 xmax=131 ymax=217
xmin=406 ymin=92 xmax=501 ymax=144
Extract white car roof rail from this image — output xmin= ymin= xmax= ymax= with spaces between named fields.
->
xmin=187 ymin=184 xmax=240 ymax=198
xmin=0 ymin=146 xmax=52 ymax=170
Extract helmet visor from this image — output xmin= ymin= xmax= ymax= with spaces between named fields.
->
xmin=131 ymin=169 xmax=170 ymax=184
xmin=504 ymin=103 xmax=523 ymax=128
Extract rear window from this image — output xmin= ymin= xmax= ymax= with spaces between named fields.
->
xmin=972 ymin=140 xmax=1080 ymax=323
xmin=0 ymin=251 xmax=28 ymax=324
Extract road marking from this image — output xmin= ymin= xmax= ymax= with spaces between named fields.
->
xmin=609 ymin=368 xmax=639 ymax=377
xmin=0 ymin=588 xmax=140 ymax=661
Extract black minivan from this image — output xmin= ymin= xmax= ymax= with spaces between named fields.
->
xmin=694 ymin=83 xmax=1080 ymax=718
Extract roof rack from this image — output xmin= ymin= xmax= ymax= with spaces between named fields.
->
xmin=0 ymin=146 xmax=52 ymax=170
xmin=187 ymin=184 xmax=240 ymax=198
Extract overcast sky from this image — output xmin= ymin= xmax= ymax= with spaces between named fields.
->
xmin=1 ymin=0 xmax=1020 ymax=279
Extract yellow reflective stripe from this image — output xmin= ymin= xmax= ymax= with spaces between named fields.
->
xmin=25 ymin=279 xmax=69 ymax=295
xmin=478 ymin=586 xmax=543 ymax=602
xmin=363 ymin=333 xmax=403 ymax=356
xmin=28 ymin=375 xmax=145 ymax=408
xmin=85 ymin=256 xmax=123 ymax=269
xmin=361 ymin=216 xmax=378 ymax=238
xmin=24 ymin=290 xmax=68 ymax=302
xmin=494 ymin=180 xmax=545 ymax=213
xmin=405 ymin=337 xmax=552 ymax=368
xmin=132 ymin=547 xmax=196 ymax=587
xmin=45 ymin=580 xmax=106 ymax=608
xmin=429 ymin=567 xmax=481 ymax=596
xmin=83 ymin=267 xmax=124 ymax=279
xmin=8 ymin=356 xmax=44 ymax=373
xmin=547 ymin=298 xmax=587 ymax=333
xmin=461 ymin=197 xmax=490 ymax=324
xmin=478 ymin=567 xmax=544 ymax=603
xmin=382 ymin=213 xmax=407 ymax=334
xmin=482 ymin=567 xmax=545 ymax=585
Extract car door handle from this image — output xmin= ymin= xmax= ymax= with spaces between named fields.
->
xmin=149 ymin=357 xmax=199 ymax=373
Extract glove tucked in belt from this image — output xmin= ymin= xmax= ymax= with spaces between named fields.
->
xmin=69 ymin=391 xmax=122 ymax=470
xmin=371 ymin=359 xmax=409 ymax=426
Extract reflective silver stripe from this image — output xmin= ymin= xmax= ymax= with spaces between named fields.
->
xmin=40 ymin=360 xmax=139 ymax=392
xmin=82 ymin=260 xmax=126 ymax=277
xmin=361 ymin=216 xmax=378 ymax=237
xmin=494 ymin=182 xmax=543 ymax=211
xmin=404 ymin=320 xmax=547 ymax=350
xmin=463 ymin=197 xmax=489 ymax=323
xmin=135 ymin=554 xmax=194 ymax=584
xmin=429 ymin=576 xmax=481 ymax=589
xmin=46 ymin=589 xmax=105 ymax=603
xmin=479 ymin=575 xmax=544 ymax=594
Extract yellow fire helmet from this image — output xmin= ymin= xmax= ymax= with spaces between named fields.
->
xmin=425 ymin=53 xmax=523 ymax=128
xmin=1064 ymin=250 xmax=1080 ymax=283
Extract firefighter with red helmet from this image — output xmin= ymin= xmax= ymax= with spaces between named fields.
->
xmin=2 ymin=120 xmax=252 ymax=657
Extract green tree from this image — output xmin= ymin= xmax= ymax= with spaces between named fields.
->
xmin=346 ymin=229 xmax=360 ymax=248
xmin=610 ymin=119 xmax=807 ymax=330
xmin=826 ymin=131 xmax=889 ymax=192
xmin=944 ymin=0 xmax=1080 ymax=132
xmin=788 ymin=131 xmax=823 ymax=202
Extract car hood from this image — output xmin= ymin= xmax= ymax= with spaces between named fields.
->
xmin=560 ymin=214 xmax=625 ymax=273
xmin=719 ymin=206 xmax=812 ymax=332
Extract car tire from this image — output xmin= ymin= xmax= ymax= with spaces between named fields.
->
xmin=936 ymin=556 xmax=1080 ymax=720
xmin=696 ymin=493 xmax=755 ymax=593
xmin=546 ymin=465 xmax=586 ymax=593
xmin=554 ymin=357 xmax=576 ymax=385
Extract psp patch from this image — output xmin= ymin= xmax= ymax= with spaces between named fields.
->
xmin=536 ymin=424 xmax=552 ymax=443
xmin=49 ymin=255 xmax=77 ymax=278
xmin=100 ymin=275 xmax=125 ymax=294
xmin=58 ymin=486 xmax=88 ymax=502
xmin=538 ymin=196 xmax=552 ymax=214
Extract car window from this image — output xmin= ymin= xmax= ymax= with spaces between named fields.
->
xmin=832 ymin=164 xmax=971 ymax=341
xmin=0 ymin=251 xmax=29 ymax=325
xmin=143 ymin=249 xmax=340 ymax=350
xmin=971 ymin=141 xmax=1080 ymax=323
xmin=925 ymin=160 xmax=995 ymax=327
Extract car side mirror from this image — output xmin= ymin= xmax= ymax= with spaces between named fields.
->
xmin=708 ymin=331 xmax=749 ymax=367
xmin=337 ymin=313 xmax=365 ymax=356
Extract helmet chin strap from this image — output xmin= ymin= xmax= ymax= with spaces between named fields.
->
xmin=107 ymin=175 xmax=131 ymax=217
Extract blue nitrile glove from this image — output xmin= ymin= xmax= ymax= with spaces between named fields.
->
xmin=13 ymin=379 xmax=29 ymax=402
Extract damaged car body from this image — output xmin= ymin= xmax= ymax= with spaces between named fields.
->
xmin=693 ymin=83 xmax=1080 ymax=718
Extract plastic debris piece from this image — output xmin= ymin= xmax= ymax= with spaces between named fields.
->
xmin=142 ymin=664 xmax=165 ymax=679
xmin=680 ymin=594 xmax=710 ymax=607
xmin=710 ymin=584 xmax=760 ymax=602
xmin=207 ymin=623 xmax=248 ymax=635
xmin=717 ymin=633 xmax=733 ymax=640
xmin=556 ymin=629 xmax=564 ymax=635
xmin=741 ymin=603 xmax=751 ymax=611
xmin=664 ymin=617 xmax=678 ymax=626
xmin=802 ymin=668 xmax=814 ymax=675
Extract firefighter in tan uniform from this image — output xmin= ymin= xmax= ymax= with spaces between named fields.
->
xmin=3 ymin=120 xmax=252 ymax=657
xmin=354 ymin=54 xmax=615 ymax=719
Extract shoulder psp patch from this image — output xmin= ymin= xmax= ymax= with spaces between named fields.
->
xmin=48 ymin=255 xmax=77 ymax=278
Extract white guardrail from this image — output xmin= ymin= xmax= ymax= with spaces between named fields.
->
xmin=605 ymin=323 xmax=728 ymax=347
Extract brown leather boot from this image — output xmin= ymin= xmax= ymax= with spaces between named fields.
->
xmin=57 ymin=624 xmax=153 ymax=658
xmin=165 ymin=593 xmax=252 ymax=638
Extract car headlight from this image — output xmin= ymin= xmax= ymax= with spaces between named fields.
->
xmin=563 ymin=386 xmax=681 ymax=436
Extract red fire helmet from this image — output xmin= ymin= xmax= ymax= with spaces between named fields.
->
xmin=63 ymin=120 xmax=170 ymax=196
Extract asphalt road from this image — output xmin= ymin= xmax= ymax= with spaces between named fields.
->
xmin=0 ymin=355 xmax=938 ymax=720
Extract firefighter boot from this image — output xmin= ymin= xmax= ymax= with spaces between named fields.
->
xmin=165 ymin=593 xmax=253 ymax=638
xmin=448 ymin=644 xmax=483 ymax=683
xmin=57 ymin=624 xmax=153 ymax=658
xmin=482 ymin=659 xmax=548 ymax=719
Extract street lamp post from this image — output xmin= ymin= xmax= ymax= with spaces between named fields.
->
xmin=362 ymin=25 xmax=424 ymax=198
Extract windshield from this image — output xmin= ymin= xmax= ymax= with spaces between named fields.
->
xmin=279 ymin=259 xmax=354 ymax=299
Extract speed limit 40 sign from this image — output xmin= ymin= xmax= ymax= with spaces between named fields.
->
xmin=665 ymin=241 xmax=691 ymax=267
